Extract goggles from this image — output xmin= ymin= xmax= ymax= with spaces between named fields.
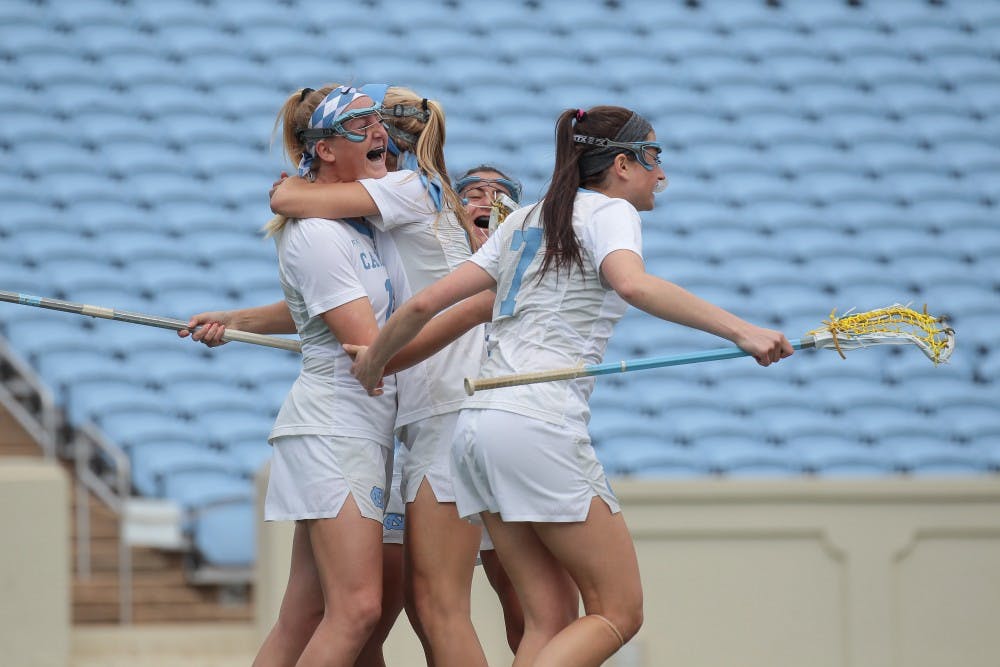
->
xmin=455 ymin=175 xmax=522 ymax=204
xmin=298 ymin=104 xmax=384 ymax=143
xmin=573 ymin=135 xmax=664 ymax=171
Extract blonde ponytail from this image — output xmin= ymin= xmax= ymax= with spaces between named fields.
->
xmin=263 ymin=84 xmax=340 ymax=237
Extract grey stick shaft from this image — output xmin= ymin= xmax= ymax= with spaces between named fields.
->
xmin=0 ymin=290 xmax=302 ymax=353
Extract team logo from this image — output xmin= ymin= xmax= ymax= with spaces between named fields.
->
xmin=383 ymin=513 xmax=404 ymax=531
xmin=370 ymin=486 xmax=385 ymax=509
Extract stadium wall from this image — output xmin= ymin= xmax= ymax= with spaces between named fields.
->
xmin=255 ymin=471 xmax=1000 ymax=667
xmin=0 ymin=457 xmax=70 ymax=666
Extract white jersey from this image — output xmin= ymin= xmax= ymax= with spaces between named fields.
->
xmin=361 ymin=170 xmax=485 ymax=426
xmin=269 ymin=217 xmax=397 ymax=445
xmin=464 ymin=190 xmax=643 ymax=433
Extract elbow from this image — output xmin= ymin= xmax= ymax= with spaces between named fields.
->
xmin=269 ymin=190 xmax=295 ymax=216
xmin=613 ymin=278 xmax=645 ymax=306
xmin=409 ymin=292 xmax=437 ymax=321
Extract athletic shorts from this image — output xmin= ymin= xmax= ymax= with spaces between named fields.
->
xmin=451 ymin=408 xmax=621 ymax=523
xmin=265 ymin=434 xmax=389 ymax=523
xmin=383 ymin=440 xmax=406 ymax=544
xmin=398 ymin=411 xmax=461 ymax=504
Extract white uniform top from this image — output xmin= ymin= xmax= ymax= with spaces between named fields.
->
xmin=464 ymin=190 xmax=643 ymax=434
xmin=360 ymin=170 xmax=486 ymax=426
xmin=269 ymin=217 xmax=397 ymax=445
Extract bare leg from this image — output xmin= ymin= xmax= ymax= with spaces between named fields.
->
xmin=531 ymin=498 xmax=643 ymax=667
xmin=355 ymin=543 xmax=405 ymax=667
xmin=404 ymin=478 xmax=488 ymax=667
xmin=295 ymin=495 xmax=384 ymax=667
xmin=481 ymin=512 xmax=580 ymax=667
xmin=481 ymin=548 xmax=527 ymax=653
xmin=252 ymin=522 xmax=324 ymax=667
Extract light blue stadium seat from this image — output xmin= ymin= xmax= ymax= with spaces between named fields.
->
xmin=198 ymin=399 xmax=274 ymax=432
xmin=1 ymin=315 xmax=98 ymax=361
xmin=191 ymin=499 xmax=255 ymax=567
xmin=699 ymin=435 xmax=805 ymax=477
xmin=790 ymin=80 xmax=880 ymax=116
xmin=887 ymin=437 xmax=991 ymax=476
xmin=160 ymin=468 xmax=252 ymax=511
xmin=598 ymin=436 xmax=709 ymax=478
xmin=19 ymin=51 xmax=107 ymax=88
xmin=589 ymin=409 xmax=669 ymax=446
xmin=732 ymin=24 xmax=818 ymax=59
xmin=665 ymin=407 xmax=754 ymax=445
xmin=129 ymin=440 xmax=234 ymax=498
xmin=31 ymin=348 xmax=131 ymax=397
xmin=224 ymin=438 xmax=272 ymax=477
xmin=167 ymin=382 xmax=261 ymax=421
xmin=98 ymin=410 xmax=203 ymax=449
xmin=785 ymin=2 xmax=878 ymax=30
xmin=900 ymin=24 xmax=991 ymax=59
xmin=797 ymin=438 xmax=899 ymax=477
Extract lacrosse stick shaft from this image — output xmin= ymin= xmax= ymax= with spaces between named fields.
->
xmin=0 ymin=290 xmax=302 ymax=353
xmin=464 ymin=337 xmax=815 ymax=395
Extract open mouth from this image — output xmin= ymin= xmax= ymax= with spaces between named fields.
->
xmin=366 ymin=146 xmax=386 ymax=162
xmin=473 ymin=216 xmax=490 ymax=229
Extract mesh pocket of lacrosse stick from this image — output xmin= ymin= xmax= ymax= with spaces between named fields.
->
xmin=805 ymin=304 xmax=954 ymax=363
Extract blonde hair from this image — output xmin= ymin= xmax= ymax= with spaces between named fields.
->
xmin=383 ymin=86 xmax=481 ymax=251
xmin=263 ymin=84 xmax=341 ymax=238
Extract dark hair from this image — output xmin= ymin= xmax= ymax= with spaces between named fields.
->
xmin=537 ymin=105 xmax=636 ymax=278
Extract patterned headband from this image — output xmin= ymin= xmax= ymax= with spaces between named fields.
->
xmin=297 ymin=86 xmax=369 ymax=176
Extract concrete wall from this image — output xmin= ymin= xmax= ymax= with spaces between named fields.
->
xmin=256 ymin=468 xmax=1000 ymax=667
xmin=0 ymin=457 xmax=70 ymax=667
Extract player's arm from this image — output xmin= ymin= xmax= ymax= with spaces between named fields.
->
xmin=346 ymin=290 xmax=494 ymax=374
xmin=320 ymin=297 xmax=380 ymax=347
xmin=270 ymin=177 xmax=380 ymax=220
xmin=352 ymin=262 xmax=497 ymax=393
xmin=179 ymin=301 xmax=296 ymax=346
xmin=600 ymin=249 xmax=792 ymax=366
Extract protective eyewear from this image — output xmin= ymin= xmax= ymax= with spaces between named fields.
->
xmin=455 ymin=175 xmax=522 ymax=204
xmin=573 ymin=135 xmax=664 ymax=171
xmin=298 ymin=104 xmax=385 ymax=143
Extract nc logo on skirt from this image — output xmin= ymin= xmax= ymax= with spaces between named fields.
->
xmin=384 ymin=513 xmax=404 ymax=531
xmin=370 ymin=486 xmax=385 ymax=509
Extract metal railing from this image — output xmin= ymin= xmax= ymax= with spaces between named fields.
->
xmin=74 ymin=424 xmax=133 ymax=624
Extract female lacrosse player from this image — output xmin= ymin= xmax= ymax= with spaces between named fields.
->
xmin=348 ymin=105 xmax=794 ymax=666
xmin=190 ymin=85 xmax=494 ymax=667
xmin=243 ymin=85 xmax=400 ymax=667
xmin=455 ymin=163 xmax=530 ymax=652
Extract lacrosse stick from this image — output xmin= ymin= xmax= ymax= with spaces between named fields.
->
xmin=464 ymin=304 xmax=954 ymax=395
xmin=488 ymin=192 xmax=520 ymax=234
xmin=0 ymin=290 xmax=302 ymax=353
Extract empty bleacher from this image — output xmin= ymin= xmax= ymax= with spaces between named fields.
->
xmin=0 ymin=0 xmax=997 ymax=586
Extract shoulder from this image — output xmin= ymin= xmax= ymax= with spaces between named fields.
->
xmin=576 ymin=192 xmax=639 ymax=220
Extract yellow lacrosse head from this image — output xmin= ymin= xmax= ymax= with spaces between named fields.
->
xmin=806 ymin=304 xmax=955 ymax=363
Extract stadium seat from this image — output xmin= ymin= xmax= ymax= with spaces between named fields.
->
xmin=700 ymin=435 xmax=806 ymax=477
xmin=191 ymin=499 xmax=255 ymax=567
xmin=160 ymin=468 xmax=252 ymax=512
xmin=130 ymin=440 xmax=235 ymax=499
xmin=98 ymin=411 xmax=203 ymax=450
xmin=798 ymin=438 xmax=899 ymax=477
xmin=224 ymin=437 xmax=273 ymax=477
xmin=596 ymin=435 xmax=709 ymax=478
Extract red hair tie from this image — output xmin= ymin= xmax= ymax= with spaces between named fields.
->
xmin=575 ymin=109 xmax=587 ymax=122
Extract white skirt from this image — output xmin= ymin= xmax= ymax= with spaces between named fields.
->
xmin=398 ymin=411 xmax=462 ymax=504
xmin=382 ymin=441 xmax=406 ymax=544
xmin=450 ymin=408 xmax=621 ymax=523
xmin=265 ymin=434 xmax=390 ymax=522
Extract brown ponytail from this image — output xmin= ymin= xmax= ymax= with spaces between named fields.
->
xmin=537 ymin=105 xmax=636 ymax=277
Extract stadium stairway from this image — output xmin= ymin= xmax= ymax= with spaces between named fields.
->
xmin=0 ymin=402 xmax=252 ymax=624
